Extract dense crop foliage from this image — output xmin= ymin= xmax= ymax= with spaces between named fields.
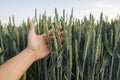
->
xmin=0 ymin=9 xmax=120 ymax=80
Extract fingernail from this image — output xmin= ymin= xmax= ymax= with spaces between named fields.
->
xmin=58 ymin=26 xmax=62 ymax=30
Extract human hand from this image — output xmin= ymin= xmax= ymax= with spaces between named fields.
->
xmin=26 ymin=22 xmax=64 ymax=61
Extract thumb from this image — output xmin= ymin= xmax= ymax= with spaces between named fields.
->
xmin=29 ymin=22 xmax=35 ymax=34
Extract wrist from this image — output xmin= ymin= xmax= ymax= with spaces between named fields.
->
xmin=25 ymin=47 xmax=36 ymax=62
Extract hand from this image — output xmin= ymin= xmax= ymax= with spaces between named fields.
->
xmin=26 ymin=22 xmax=64 ymax=61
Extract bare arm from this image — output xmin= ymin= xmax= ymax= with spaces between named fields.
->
xmin=0 ymin=48 xmax=35 ymax=80
xmin=0 ymin=23 xmax=63 ymax=80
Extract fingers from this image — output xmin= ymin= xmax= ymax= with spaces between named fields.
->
xmin=41 ymin=25 xmax=65 ymax=43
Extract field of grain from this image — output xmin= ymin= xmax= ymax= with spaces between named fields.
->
xmin=0 ymin=9 xmax=120 ymax=80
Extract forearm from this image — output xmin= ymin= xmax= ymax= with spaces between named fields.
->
xmin=0 ymin=48 xmax=35 ymax=80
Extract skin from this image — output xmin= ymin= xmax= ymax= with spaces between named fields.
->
xmin=0 ymin=22 xmax=64 ymax=80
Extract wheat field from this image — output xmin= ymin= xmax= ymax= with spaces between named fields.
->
xmin=0 ymin=9 xmax=120 ymax=80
